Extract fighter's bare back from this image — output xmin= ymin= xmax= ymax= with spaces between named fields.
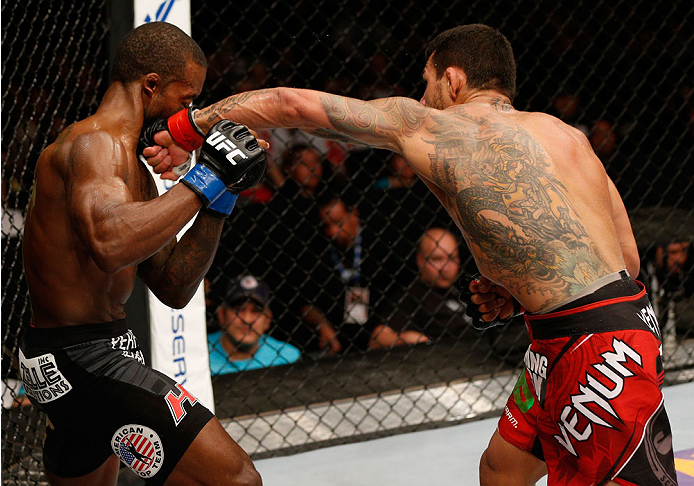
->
xmin=393 ymin=99 xmax=636 ymax=312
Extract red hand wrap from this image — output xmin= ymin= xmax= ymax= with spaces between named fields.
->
xmin=167 ymin=108 xmax=204 ymax=152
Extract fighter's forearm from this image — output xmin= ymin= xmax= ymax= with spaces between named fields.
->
xmin=83 ymin=184 xmax=203 ymax=274
xmin=194 ymin=88 xmax=297 ymax=132
xmin=193 ymin=87 xmax=406 ymax=153
xmin=193 ymin=88 xmax=363 ymax=144
xmin=138 ymin=210 xmax=224 ymax=309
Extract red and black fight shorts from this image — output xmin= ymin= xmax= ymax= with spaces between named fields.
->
xmin=18 ymin=320 xmax=214 ymax=484
xmin=498 ymin=271 xmax=678 ymax=485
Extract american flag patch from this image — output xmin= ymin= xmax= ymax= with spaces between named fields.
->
xmin=112 ymin=424 xmax=164 ymax=478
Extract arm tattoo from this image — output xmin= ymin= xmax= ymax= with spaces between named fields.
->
xmin=309 ymin=128 xmax=362 ymax=145
xmin=425 ymin=112 xmax=609 ymax=306
xmin=197 ymin=89 xmax=274 ymax=123
xmin=165 ymin=214 xmax=221 ymax=287
xmin=319 ymin=95 xmax=428 ymax=149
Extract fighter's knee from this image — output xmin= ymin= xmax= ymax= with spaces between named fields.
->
xmin=199 ymin=453 xmax=262 ymax=486
xmin=244 ymin=465 xmax=263 ymax=486
xmin=479 ymin=448 xmax=497 ymax=485
xmin=232 ymin=459 xmax=262 ymax=486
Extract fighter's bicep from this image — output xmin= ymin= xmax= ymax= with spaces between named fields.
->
xmin=65 ymin=135 xmax=132 ymax=247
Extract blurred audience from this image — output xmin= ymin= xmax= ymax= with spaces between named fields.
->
xmin=362 ymin=150 xmax=455 ymax=290
xmin=261 ymin=145 xmax=343 ymax=355
xmin=208 ymin=275 xmax=300 ymax=374
xmin=656 ymin=241 xmax=693 ymax=333
xmin=368 ymin=227 xmax=471 ymax=348
xmin=372 ymin=153 xmax=417 ymax=190
xmin=549 ymin=93 xmax=589 ymax=135
xmin=589 ymin=119 xmax=617 ymax=161
xmin=279 ymin=194 xmax=387 ymax=354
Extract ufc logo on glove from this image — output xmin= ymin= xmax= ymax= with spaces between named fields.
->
xmin=206 ymin=131 xmax=248 ymax=165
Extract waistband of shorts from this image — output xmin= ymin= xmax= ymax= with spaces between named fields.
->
xmin=525 ymin=274 xmax=653 ymax=339
xmin=23 ymin=319 xmax=128 ymax=348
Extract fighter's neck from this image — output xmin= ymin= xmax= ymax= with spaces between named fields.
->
xmin=94 ymin=82 xmax=144 ymax=136
xmin=458 ymin=91 xmax=513 ymax=111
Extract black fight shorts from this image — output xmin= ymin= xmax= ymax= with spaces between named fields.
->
xmin=19 ymin=320 xmax=214 ymax=484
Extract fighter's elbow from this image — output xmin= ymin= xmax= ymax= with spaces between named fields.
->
xmin=150 ymin=287 xmax=194 ymax=309
xmin=90 ymin=240 xmax=128 ymax=275
xmin=275 ymin=88 xmax=301 ymax=125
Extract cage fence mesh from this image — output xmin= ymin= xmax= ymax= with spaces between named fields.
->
xmin=2 ymin=0 xmax=693 ymax=483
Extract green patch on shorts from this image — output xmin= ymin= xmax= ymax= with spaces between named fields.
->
xmin=512 ymin=370 xmax=535 ymax=413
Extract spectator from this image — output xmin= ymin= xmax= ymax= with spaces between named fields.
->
xmin=589 ymin=119 xmax=617 ymax=161
xmin=282 ymin=195 xmax=385 ymax=354
xmin=656 ymin=240 xmax=693 ymax=332
xmin=271 ymin=144 xmax=324 ymax=196
xmin=368 ymin=227 xmax=471 ymax=348
xmin=549 ymin=92 xmax=589 ymax=135
xmin=208 ymin=275 xmax=301 ymax=374
xmin=372 ymin=153 xmax=418 ymax=190
xmin=253 ymin=145 xmax=345 ymax=356
xmin=362 ymin=150 xmax=455 ymax=289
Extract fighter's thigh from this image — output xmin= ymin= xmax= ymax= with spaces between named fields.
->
xmin=480 ymin=430 xmax=547 ymax=486
xmin=44 ymin=455 xmax=120 ymax=486
xmin=164 ymin=418 xmax=261 ymax=486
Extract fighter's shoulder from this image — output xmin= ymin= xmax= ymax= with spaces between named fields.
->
xmin=51 ymin=122 xmax=119 ymax=158
xmin=525 ymin=111 xmax=591 ymax=147
xmin=71 ymin=129 xmax=120 ymax=154
xmin=51 ymin=127 xmax=125 ymax=178
xmin=528 ymin=111 xmax=584 ymax=135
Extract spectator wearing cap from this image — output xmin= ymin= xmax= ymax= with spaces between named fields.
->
xmin=208 ymin=275 xmax=301 ymax=374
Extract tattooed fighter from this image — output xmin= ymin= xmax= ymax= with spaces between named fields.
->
xmin=143 ymin=24 xmax=677 ymax=486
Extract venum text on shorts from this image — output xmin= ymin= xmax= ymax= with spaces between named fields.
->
xmin=637 ymin=303 xmax=661 ymax=339
xmin=18 ymin=350 xmax=72 ymax=403
xmin=553 ymin=338 xmax=643 ymax=457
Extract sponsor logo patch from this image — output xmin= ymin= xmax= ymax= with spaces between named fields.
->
xmin=112 ymin=424 xmax=164 ymax=478
xmin=504 ymin=406 xmax=519 ymax=429
xmin=165 ymin=383 xmax=199 ymax=426
xmin=111 ymin=330 xmax=145 ymax=364
xmin=19 ymin=350 xmax=72 ymax=403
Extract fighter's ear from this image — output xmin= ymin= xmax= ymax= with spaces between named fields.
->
xmin=142 ymin=73 xmax=162 ymax=99
xmin=445 ymin=67 xmax=466 ymax=101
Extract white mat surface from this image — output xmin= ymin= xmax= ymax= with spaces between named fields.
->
xmin=255 ymin=381 xmax=694 ymax=485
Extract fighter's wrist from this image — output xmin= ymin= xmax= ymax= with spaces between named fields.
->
xmin=191 ymin=109 xmax=218 ymax=137
xmin=497 ymin=299 xmax=525 ymax=324
xmin=181 ymin=164 xmax=226 ymax=208
xmin=204 ymin=190 xmax=238 ymax=218
xmin=167 ymin=106 xmax=205 ymax=152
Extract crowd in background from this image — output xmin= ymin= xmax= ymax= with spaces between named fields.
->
xmin=2 ymin=0 xmax=693 ymax=376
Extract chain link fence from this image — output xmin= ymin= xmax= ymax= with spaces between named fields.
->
xmin=2 ymin=1 xmax=111 ymax=482
xmin=2 ymin=0 xmax=693 ymax=483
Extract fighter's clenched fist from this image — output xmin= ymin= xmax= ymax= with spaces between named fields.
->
xmin=181 ymin=120 xmax=266 ymax=208
xmin=140 ymin=106 xmax=269 ymax=183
